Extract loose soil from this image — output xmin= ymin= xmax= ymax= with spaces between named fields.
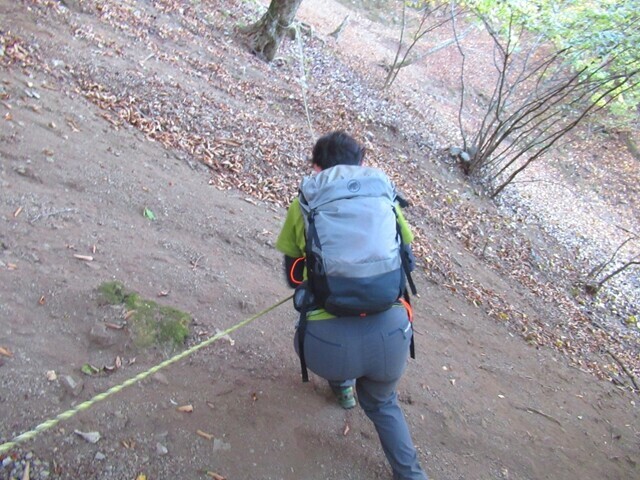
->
xmin=0 ymin=1 xmax=638 ymax=480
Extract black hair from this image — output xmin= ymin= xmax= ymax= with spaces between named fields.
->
xmin=311 ymin=131 xmax=365 ymax=170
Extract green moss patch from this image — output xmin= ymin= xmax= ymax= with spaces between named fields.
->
xmin=98 ymin=281 xmax=191 ymax=348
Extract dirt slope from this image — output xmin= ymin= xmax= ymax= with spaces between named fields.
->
xmin=0 ymin=1 xmax=638 ymax=480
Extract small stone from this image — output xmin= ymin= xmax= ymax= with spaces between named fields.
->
xmin=212 ymin=438 xmax=231 ymax=452
xmin=94 ymin=452 xmax=106 ymax=461
xmin=2 ymin=456 xmax=13 ymax=467
xmin=24 ymin=89 xmax=40 ymax=99
xmin=88 ymin=325 xmax=118 ymax=348
xmin=60 ymin=374 xmax=83 ymax=396
xmin=156 ymin=442 xmax=168 ymax=456
xmin=449 ymin=146 xmax=463 ymax=157
xmin=152 ymin=372 xmax=169 ymax=385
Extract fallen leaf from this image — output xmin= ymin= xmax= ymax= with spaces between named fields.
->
xmin=81 ymin=363 xmax=100 ymax=375
xmin=206 ymin=472 xmax=226 ymax=480
xmin=124 ymin=310 xmax=136 ymax=320
xmin=217 ymin=138 xmax=241 ymax=147
xmin=73 ymin=254 xmax=94 ymax=261
xmin=343 ymin=423 xmax=350 ymax=436
xmin=0 ymin=347 xmax=13 ymax=357
xmin=74 ymin=430 xmax=101 ymax=444
xmin=105 ymin=322 xmax=125 ymax=330
xmin=52 ymin=459 xmax=61 ymax=475
xmin=66 ymin=118 xmax=80 ymax=132
xmin=46 ymin=370 xmax=57 ymax=381
xmin=121 ymin=439 xmax=136 ymax=449
xmin=214 ymin=328 xmax=235 ymax=346
xmin=21 ymin=461 xmax=29 ymax=480
xmin=157 ymin=290 xmax=170 ymax=297
xmin=197 ymin=430 xmax=213 ymax=440
xmin=143 ymin=207 xmax=156 ymax=221
xmin=38 ymin=296 xmax=46 ymax=305
xmin=115 ymin=356 xmax=122 ymax=368
xmin=7 ymin=263 xmax=17 ymax=270
xmin=135 ymin=474 xmax=146 ymax=480
xmin=177 ymin=404 xmax=193 ymax=413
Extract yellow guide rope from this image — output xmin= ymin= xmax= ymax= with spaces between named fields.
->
xmin=0 ymin=294 xmax=293 ymax=456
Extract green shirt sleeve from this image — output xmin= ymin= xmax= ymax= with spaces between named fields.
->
xmin=275 ymin=198 xmax=306 ymax=258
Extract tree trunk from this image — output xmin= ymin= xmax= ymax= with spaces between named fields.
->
xmin=244 ymin=0 xmax=303 ymax=62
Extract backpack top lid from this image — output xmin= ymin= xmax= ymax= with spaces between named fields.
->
xmin=299 ymin=164 xmax=396 ymax=209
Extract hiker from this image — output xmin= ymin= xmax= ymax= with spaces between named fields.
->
xmin=275 ymin=131 xmax=428 ymax=480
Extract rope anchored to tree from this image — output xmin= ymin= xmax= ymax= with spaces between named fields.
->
xmin=0 ymin=294 xmax=293 ymax=456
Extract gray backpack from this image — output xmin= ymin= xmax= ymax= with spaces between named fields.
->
xmin=298 ymin=164 xmax=413 ymax=316
xmin=295 ymin=164 xmax=416 ymax=381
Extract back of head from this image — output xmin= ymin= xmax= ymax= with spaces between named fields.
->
xmin=311 ymin=131 xmax=365 ymax=170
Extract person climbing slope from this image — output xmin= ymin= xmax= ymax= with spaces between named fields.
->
xmin=275 ymin=131 xmax=428 ymax=480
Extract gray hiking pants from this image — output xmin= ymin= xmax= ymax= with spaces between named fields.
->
xmin=294 ymin=307 xmax=428 ymax=480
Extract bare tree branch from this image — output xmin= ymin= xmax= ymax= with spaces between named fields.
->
xmin=452 ymin=0 xmax=468 ymax=152
xmin=453 ymin=7 xmax=640 ymax=197
xmin=384 ymin=1 xmax=452 ymax=89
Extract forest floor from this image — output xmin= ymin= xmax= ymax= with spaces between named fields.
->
xmin=0 ymin=1 xmax=638 ymax=479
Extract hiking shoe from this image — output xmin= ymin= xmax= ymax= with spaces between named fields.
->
xmin=332 ymin=386 xmax=356 ymax=409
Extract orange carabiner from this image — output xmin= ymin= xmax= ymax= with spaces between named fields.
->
xmin=398 ymin=297 xmax=413 ymax=323
xmin=289 ymin=257 xmax=305 ymax=285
